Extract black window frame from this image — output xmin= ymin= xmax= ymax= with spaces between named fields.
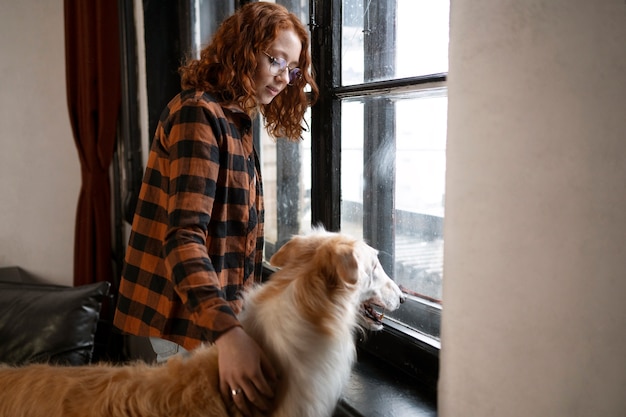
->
xmin=305 ymin=0 xmax=443 ymax=392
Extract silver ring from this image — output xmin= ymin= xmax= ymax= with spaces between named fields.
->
xmin=231 ymin=388 xmax=243 ymax=396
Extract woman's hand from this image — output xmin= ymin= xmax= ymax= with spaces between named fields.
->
xmin=216 ymin=327 xmax=277 ymax=416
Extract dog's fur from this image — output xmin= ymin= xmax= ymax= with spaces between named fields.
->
xmin=0 ymin=229 xmax=405 ymax=417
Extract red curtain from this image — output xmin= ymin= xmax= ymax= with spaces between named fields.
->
xmin=64 ymin=0 xmax=121 ymax=286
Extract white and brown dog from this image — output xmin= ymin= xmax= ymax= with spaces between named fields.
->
xmin=0 ymin=229 xmax=405 ymax=417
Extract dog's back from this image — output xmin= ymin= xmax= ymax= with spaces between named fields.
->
xmin=0 ymin=348 xmax=232 ymax=417
xmin=0 ymin=230 xmax=403 ymax=417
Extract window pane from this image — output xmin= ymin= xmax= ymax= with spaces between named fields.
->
xmin=261 ymin=0 xmax=312 ymax=260
xmin=395 ymin=91 xmax=446 ymax=304
xmin=342 ymin=0 xmax=449 ymax=85
xmin=261 ymin=109 xmax=313 ymax=260
xmin=341 ymin=90 xmax=446 ymax=336
xmin=198 ymin=0 xmax=234 ymax=48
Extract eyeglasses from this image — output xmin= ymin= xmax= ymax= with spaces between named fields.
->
xmin=263 ymin=51 xmax=302 ymax=86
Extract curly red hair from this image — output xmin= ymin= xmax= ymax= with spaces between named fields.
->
xmin=180 ymin=2 xmax=318 ymax=142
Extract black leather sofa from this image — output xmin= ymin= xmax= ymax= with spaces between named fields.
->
xmin=0 ymin=267 xmax=110 ymax=366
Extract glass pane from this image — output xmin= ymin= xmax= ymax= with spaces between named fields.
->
xmin=261 ymin=110 xmax=313 ymax=260
xmin=260 ymin=0 xmax=312 ymax=260
xmin=342 ymin=0 xmax=450 ymax=85
xmin=395 ymin=92 xmax=446 ymax=304
xmin=341 ymin=90 xmax=446 ymax=336
xmin=198 ymin=0 xmax=235 ymax=48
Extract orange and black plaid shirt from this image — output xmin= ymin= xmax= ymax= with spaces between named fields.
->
xmin=114 ymin=90 xmax=264 ymax=350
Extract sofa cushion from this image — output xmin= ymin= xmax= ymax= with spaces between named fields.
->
xmin=0 ymin=281 xmax=110 ymax=366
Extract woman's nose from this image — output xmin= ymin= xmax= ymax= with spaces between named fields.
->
xmin=276 ymin=69 xmax=290 ymax=84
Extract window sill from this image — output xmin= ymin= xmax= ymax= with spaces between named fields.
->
xmin=333 ymin=348 xmax=437 ymax=417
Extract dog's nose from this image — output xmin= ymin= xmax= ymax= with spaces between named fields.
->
xmin=400 ymin=294 xmax=406 ymax=304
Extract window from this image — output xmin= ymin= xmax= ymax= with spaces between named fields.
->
xmin=261 ymin=0 xmax=449 ymax=371
xmin=118 ymin=0 xmax=448 ymax=389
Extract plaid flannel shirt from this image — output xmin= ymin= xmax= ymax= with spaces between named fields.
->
xmin=114 ymin=90 xmax=264 ymax=350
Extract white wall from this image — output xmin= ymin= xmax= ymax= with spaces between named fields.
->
xmin=0 ymin=1 xmax=79 ymax=286
xmin=440 ymin=0 xmax=626 ymax=416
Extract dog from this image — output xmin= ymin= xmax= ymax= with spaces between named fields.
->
xmin=0 ymin=229 xmax=405 ymax=417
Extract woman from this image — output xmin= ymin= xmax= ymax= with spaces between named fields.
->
xmin=113 ymin=3 xmax=318 ymax=416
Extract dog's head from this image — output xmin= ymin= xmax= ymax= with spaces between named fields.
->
xmin=269 ymin=228 xmax=405 ymax=332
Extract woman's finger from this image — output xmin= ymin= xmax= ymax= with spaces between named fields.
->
xmin=241 ymin=379 xmax=274 ymax=413
xmin=231 ymin=384 xmax=254 ymax=417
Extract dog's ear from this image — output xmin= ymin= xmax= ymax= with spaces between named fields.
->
xmin=316 ymin=239 xmax=359 ymax=288
xmin=270 ymin=236 xmax=315 ymax=267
